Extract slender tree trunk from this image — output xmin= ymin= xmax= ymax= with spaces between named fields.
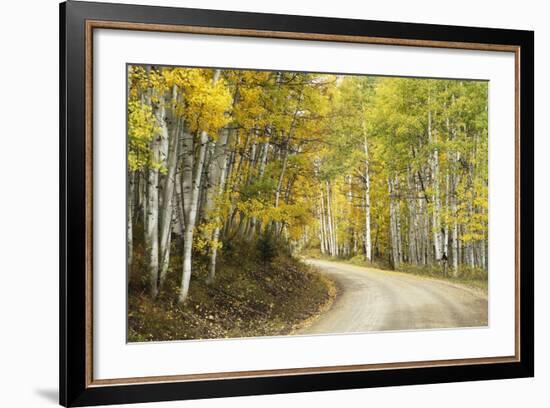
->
xmin=363 ymin=136 xmax=372 ymax=262
xmin=143 ymin=67 xmax=160 ymax=298
xmin=179 ymin=70 xmax=221 ymax=303
xmin=273 ymin=86 xmax=303 ymax=234
xmin=451 ymin=190 xmax=459 ymax=276
xmin=127 ymin=170 xmax=135 ymax=274
xmin=274 ymin=137 xmax=290 ymax=206
xmin=442 ymin=170 xmax=450 ymax=276
xmin=395 ymin=178 xmax=403 ymax=265
xmin=429 ymin=105 xmax=443 ymax=263
xmin=407 ymin=169 xmax=418 ymax=265
xmin=140 ymin=171 xmax=147 ymax=225
xmin=207 ymin=128 xmax=231 ymax=283
xmin=250 ymin=141 xmax=270 ymax=233
xmin=146 ymin=138 xmax=160 ymax=298
xmin=225 ymin=131 xmax=249 ymax=235
xmin=320 ymin=188 xmax=329 ymax=255
xmin=327 ymin=181 xmax=338 ymax=257
xmin=388 ymin=177 xmax=400 ymax=269
xmin=345 ymin=175 xmax=353 ymax=257
xmin=158 ymin=103 xmax=180 ymax=290
xmin=180 ymin=130 xmax=210 ymax=303
xmin=451 ymin=154 xmax=460 ymax=276
xmin=466 ymin=202 xmax=475 ymax=269
xmin=179 ymin=130 xmax=195 ymax=303
xmin=318 ymin=197 xmax=326 ymax=254
xmin=325 ymin=182 xmax=335 ymax=257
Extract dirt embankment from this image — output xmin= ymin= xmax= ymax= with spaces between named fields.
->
xmin=128 ymin=250 xmax=335 ymax=342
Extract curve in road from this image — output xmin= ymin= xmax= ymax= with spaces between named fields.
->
xmin=298 ymin=259 xmax=488 ymax=335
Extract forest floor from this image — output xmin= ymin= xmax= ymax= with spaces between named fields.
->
xmin=128 ymin=242 xmax=337 ymax=342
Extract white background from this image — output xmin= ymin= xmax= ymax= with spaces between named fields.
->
xmin=94 ymin=29 xmax=515 ymax=379
xmin=0 ymin=0 xmax=545 ymax=407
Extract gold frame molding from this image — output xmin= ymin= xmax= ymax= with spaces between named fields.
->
xmin=84 ymin=20 xmax=522 ymax=388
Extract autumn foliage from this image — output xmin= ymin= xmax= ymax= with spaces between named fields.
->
xmin=127 ymin=65 xmax=488 ymax=340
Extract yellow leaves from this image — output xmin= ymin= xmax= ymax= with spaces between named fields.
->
xmin=192 ymin=234 xmax=210 ymax=255
xmin=237 ymin=198 xmax=266 ymax=219
xmin=128 ymin=66 xmax=149 ymax=99
xmin=234 ymin=86 xmax=267 ymax=129
xmin=129 ymin=66 xmax=169 ymax=99
xmin=160 ymin=68 xmax=233 ymax=135
xmin=282 ymin=203 xmax=313 ymax=230
xmin=234 ymin=197 xmax=313 ymax=235
xmin=127 ymin=65 xmax=489 ymax=262
xmin=130 ymin=65 xmax=233 ymax=143
xmin=460 ymin=232 xmax=485 ymax=243
xmin=186 ymin=77 xmax=232 ymax=135
xmin=127 ymin=100 xmax=158 ymax=171
xmin=194 ymin=222 xmax=223 ymax=255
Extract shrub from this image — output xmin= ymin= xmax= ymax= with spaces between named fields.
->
xmin=256 ymin=231 xmax=278 ymax=264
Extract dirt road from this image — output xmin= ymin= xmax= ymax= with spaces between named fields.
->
xmin=298 ymin=259 xmax=488 ymax=335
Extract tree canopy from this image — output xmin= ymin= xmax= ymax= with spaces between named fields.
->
xmin=127 ymin=65 xmax=488 ymax=303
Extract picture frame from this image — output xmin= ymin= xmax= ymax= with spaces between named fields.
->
xmin=59 ymin=0 xmax=534 ymax=406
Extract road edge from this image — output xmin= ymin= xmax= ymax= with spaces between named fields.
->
xmin=289 ymin=266 xmax=339 ymax=334
xmin=310 ymin=258 xmax=488 ymax=301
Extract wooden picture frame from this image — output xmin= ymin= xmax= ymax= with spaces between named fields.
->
xmin=60 ymin=1 xmax=534 ymax=406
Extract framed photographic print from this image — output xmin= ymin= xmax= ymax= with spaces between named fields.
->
xmin=59 ymin=0 xmax=534 ymax=406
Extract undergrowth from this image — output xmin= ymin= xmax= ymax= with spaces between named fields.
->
xmin=128 ymin=235 xmax=332 ymax=342
xmin=300 ymin=248 xmax=488 ymax=294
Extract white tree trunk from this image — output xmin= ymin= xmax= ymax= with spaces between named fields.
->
xmin=179 ymin=130 xmax=195 ymax=303
xmin=388 ymin=176 xmax=401 ymax=269
xmin=146 ymin=138 xmax=160 ymax=298
xmin=442 ymin=170 xmax=450 ymax=275
xmin=179 ymin=70 xmax=221 ymax=303
xmin=363 ymin=136 xmax=372 ymax=262
xmin=320 ymin=188 xmax=329 ymax=255
xmin=326 ymin=181 xmax=336 ymax=257
xmin=158 ymin=96 xmax=180 ymax=289
xmin=317 ymin=196 xmax=326 ymax=255
xmin=395 ymin=178 xmax=403 ymax=265
xmin=179 ymin=128 xmax=210 ymax=303
xmin=143 ymin=68 xmax=160 ymax=298
xmin=407 ymin=170 xmax=418 ymax=265
xmin=207 ymin=128 xmax=231 ymax=283
xmin=140 ymin=172 xmax=147 ymax=225
xmin=451 ymin=154 xmax=460 ymax=276
xmin=429 ymin=106 xmax=443 ymax=262
xmin=127 ymin=171 xmax=134 ymax=273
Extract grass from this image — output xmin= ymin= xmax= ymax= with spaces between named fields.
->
xmin=128 ymin=237 xmax=333 ymax=342
xmin=300 ymin=248 xmax=488 ymax=295
xmin=396 ymin=262 xmax=488 ymax=293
